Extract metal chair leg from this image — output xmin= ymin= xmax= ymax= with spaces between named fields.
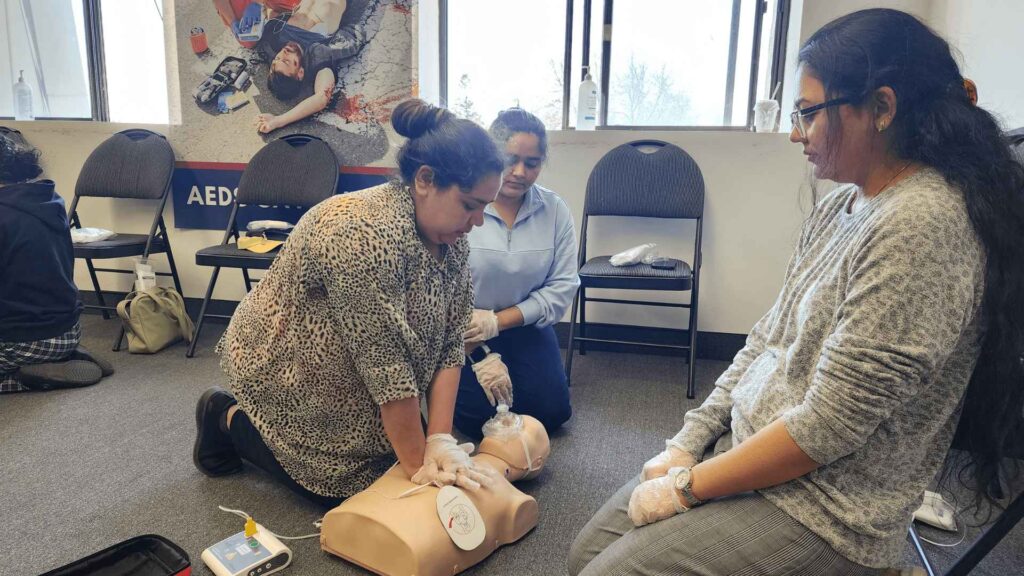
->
xmin=188 ymin=267 xmax=221 ymax=358
xmin=113 ymin=326 xmax=125 ymax=352
xmin=564 ymin=289 xmax=581 ymax=385
xmin=84 ymin=258 xmax=111 ymax=320
xmin=578 ymin=287 xmax=588 ymax=356
xmin=165 ymin=242 xmax=183 ymax=295
xmin=945 ymin=488 xmax=1024 ymax=576
xmin=242 ymin=268 xmax=253 ymax=292
xmin=687 ymin=299 xmax=700 ymax=400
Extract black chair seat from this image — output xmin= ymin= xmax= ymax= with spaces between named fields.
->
xmin=73 ymin=234 xmax=169 ymax=259
xmin=579 ymin=256 xmax=693 ymax=290
xmin=195 ymin=243 xmax=279 ymax=269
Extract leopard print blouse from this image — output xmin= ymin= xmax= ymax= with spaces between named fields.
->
xmin=218 ymin=182 xmax=473 ymax=498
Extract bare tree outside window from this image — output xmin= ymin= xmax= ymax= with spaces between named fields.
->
xmin=441 ymin=0 xmax=783 ymax=129
xmin=609 ymin=54 xmax=693 ymax=126
xmin=453 ymin=74 xmax=483 ymax=125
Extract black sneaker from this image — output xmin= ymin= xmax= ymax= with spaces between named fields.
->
xmin=193 ymin=386 xmax=243 ymax=477
xmin=19 ymin=360 xmax=103 ymax=390
xmin=69 ymin=345 xmax=114 ymax=377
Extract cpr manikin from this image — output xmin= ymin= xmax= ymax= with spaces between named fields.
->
xmin=320 ymin=406 xmax=550 ymax=575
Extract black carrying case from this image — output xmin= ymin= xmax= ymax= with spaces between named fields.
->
xmin=40 ymin=535 xmax=191 ymax=576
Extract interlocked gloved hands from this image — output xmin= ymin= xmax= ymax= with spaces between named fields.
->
xmin=628 ymin=466 xmax=691 ymax=527
xmin=642 ymin=439 xmax=697 ymax=480
xmin=411 ymin=433 xmax=494 ymax=491
xmin=471 ymin=353 xmax=513 ymax=407
xmin=464 ymin=309 xmax=500 ymax=343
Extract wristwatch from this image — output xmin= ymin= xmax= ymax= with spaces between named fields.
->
xmin=672 ymin=467 xmax=703 ymax=508
xmin=467 ymin=343 xmax=492 ymax=364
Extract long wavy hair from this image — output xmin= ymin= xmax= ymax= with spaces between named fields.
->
xmin=800 ymin=9 xmax=1024 ymax=509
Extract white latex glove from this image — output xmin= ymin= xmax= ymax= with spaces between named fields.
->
xmin=411 ymin=433 xmax=494 ymax=491
xmin=609 ymin=243 xmax=658 ymax=266
xmin=642 ymin=440 xmax=697 ymax=481
xmin=628 ymin=467 xmax=690 ymax=527
xmin=471 ymin=353 xmax=513 ymax=407
xmin=464 ymin=309 xmax=500 ymax=343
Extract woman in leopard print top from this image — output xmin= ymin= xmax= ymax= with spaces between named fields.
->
xmin=192 ymin=100 xmax=505 ymax=505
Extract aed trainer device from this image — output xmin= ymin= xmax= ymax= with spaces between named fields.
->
xmin=202 ymin=519 xmax=292 ymax=576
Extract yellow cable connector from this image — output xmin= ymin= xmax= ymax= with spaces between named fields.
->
xmin=244 ymin=516 xmax=258 ymax=538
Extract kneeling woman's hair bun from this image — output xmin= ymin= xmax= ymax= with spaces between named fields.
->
xmin=393 ymin=99 xmax=504 ymax=191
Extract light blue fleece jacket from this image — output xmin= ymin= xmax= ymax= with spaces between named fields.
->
xmin=467 ymin=184 xmax=580 ymax=328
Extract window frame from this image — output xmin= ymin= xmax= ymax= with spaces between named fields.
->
xmin=438 ymin=0 xmax=791 ymax=131
xmin=2 ymin=0 xmax=115 ymax=122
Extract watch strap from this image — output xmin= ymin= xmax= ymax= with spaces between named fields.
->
xmin=468 ymin=343 xmax=491 ymax=364
xmin=674 ymin=467 xmax=703 ymax=508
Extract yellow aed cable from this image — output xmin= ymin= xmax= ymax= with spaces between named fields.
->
xmin=218 ymin=505 xmax=321 ymax=541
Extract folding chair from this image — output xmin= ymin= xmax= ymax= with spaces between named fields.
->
xmin=564 ymin=140 xmax=705 ymax=398
xmin=908 ymin=491 xmax=1024 ymax=576
xmin=907 ymin=129 xmax=1024 ymax=575
xmin=67 ymin=129 xmax=179 ymax=351
xmin=186 ymin=134 xmax=339 ymax=358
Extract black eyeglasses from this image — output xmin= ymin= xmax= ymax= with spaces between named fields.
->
xmin=790 ymin=97 xmax=850 ymax=138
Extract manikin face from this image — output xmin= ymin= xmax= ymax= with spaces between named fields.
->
xmin=271 ymin=42 xmax=304 ymax=80
xmin=498 ymin=132 xmax=543 ymax=201
xmin=412 ymin=167 xmax=501 ymax=247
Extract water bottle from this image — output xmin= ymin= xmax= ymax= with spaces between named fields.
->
xmin=576 ymin=66 xmax=598 ymax=130
xmin=14 ymin=70 xmax=34 ymax=121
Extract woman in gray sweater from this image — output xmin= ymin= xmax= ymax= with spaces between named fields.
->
xmin=569 ymin=9 xmax=1024 ymax=575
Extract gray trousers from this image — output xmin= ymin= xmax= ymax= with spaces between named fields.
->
xmin=568 ymin=436 xmax=881 ymax=576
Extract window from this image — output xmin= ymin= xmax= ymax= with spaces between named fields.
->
xmin=443 ymin=0 xmax=569 ymax=131
xmin=438 ymin=0 xmax=789 ymax=130
xmin=0 ymin=0 xmax=168 ymax=123
xmin=0 ymin=0 xmax=93 ymax=119
xmin=101 ymin=0 xmax=169 ymax=124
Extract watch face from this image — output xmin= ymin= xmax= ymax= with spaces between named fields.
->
xmin=674 ymin=467 xmax=691 ymax=491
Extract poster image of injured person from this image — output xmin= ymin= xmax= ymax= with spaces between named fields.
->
xmin=174 ymin=0 xmax=414 ymax=166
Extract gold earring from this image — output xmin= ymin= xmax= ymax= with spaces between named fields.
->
xmin=877 ymin=121 xmax=887 ymax=132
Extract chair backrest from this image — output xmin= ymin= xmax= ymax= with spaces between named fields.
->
xmin=75 ymin=129 xmax=175 ymax=200
xmin=584 ymin=140 xmax=705 ymax=219
xmin=236 ymin=134 xmax=339 ymax=207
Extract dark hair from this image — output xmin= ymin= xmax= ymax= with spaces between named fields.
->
xmin=267 ymin=42 xmax=304 ymax=100
xmin=0 ymin=132 xmax=43 ymax=184
xmin=800 ymin=9 xmax=1024 ymax=510
xmin=268 ymin=70 xmax=302 ymax=100
xmin=393 ymin=99 xmax=504 ymax=190
xmin=489 ymin=107 xmax=548 ymax=158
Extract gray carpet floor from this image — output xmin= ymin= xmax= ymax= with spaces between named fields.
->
xmin=3 ymin=315 xmax=1022 ymax=575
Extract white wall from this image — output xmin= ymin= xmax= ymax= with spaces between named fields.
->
xmin=539 ymin=131 xmax=809 ymax=334
xmin=10 ymin=0 xmax=1021 ymax=337
xmin=932 ymin=0 xmax=1024 ymax=129
xmin=9 ymin=120 xmax=809 ymax=335
xmin=798 ymin=0 xmax=934 ymax=44
xmin=781 ymin=0 xmax=935 ymax=125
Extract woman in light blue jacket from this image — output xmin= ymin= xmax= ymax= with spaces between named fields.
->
xmin=456 ymin=108 xmax=580 ymax=438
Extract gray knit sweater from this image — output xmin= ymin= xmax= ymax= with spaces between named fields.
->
xmin=675 ymin=169 xmax=985 ymax=568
